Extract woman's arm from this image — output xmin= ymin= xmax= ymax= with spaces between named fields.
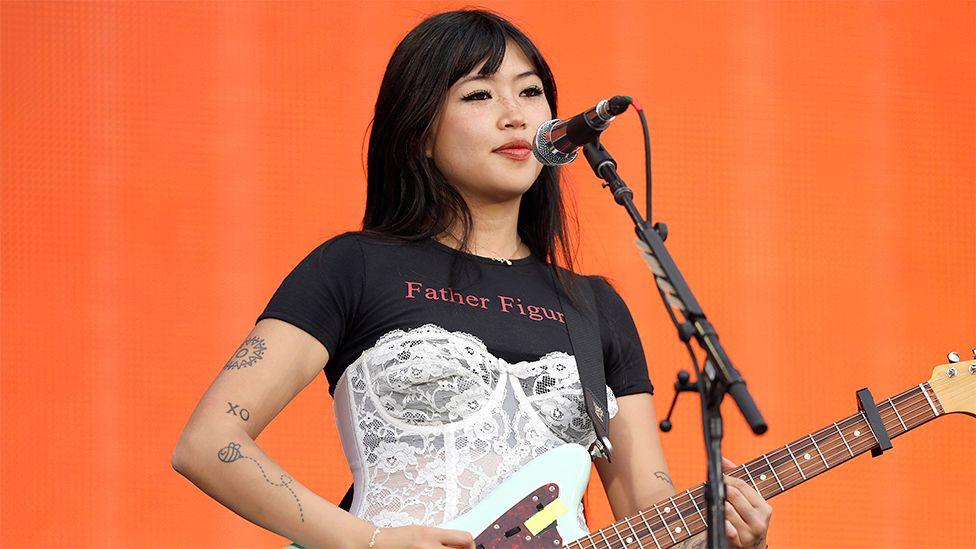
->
xmin=594 ymin=393 xmax=676 ymax=518
xmin=594 ymin=393 xmax=770 ymax=549
xmin=170 ymin=318 xmax=374 ymax=549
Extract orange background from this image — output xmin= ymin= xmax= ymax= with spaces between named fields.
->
xmin=2 ymin=1 xmax=974 ymax=548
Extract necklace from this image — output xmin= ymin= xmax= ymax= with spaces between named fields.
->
xmin=486 ymin=238 xmax=524 ymax=266
xmin=441 ymin=233 xmax=524 ymax=266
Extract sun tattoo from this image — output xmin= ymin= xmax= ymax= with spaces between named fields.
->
xmin=224 ymin=336 xmax=267 ymax=370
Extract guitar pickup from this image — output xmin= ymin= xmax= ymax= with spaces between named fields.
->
xmin=523 ymin=497 xmax=568 ymax=536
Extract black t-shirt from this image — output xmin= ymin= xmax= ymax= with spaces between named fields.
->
xmin=256 ymin=231 xmax=653 ymax=399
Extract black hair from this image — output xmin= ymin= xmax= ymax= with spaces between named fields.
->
xmin=361 ymin=8 xmax=582 ymax=302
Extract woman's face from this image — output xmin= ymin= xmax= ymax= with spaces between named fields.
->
xmin=425 ymin=41 xmax=552 ymax=207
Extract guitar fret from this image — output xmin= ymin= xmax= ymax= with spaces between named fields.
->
xmin=646 ymin=513 xmax=663 ymax=549
xmin=624 ymin=514 xmax=644 ymax=548
xmin=598 ymin=526 xmax=611 ymax=548
xmin=740 ymin=461 xmax=760 ymax=494
xmin=669 ymin=495 xmax=690 ymax=536
xmin=609 ymin=522 xmax=624 ymax=547
xmin=654 ymin=504 xmax=677 ymax=544
xmin=784 ymin=442 xmax=806 ymax=481
xmin=612 ymin=522 xmax=629 ymax=547
xmin=688 ymin=491 xmax=706 ymax=525
xmin=637 ymin=508 xmax=657 ymax=549
xmin=858 ymin=411 xmax=883 ymax=450
xmin=808 ymin=434 xmax=830 ymax=470
xmin=918 ymin=383 xmax=938 ymax=416
xmin=833 ymin=421 xmax=855 ymax=457
xmin=887 ymin=397 xmax=908 ymax=433
xmin=762 ymin=453 xmax=785 ymax=492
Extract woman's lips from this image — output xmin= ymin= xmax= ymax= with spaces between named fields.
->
xmin=494 ymin=148 xmax=532 ymax=161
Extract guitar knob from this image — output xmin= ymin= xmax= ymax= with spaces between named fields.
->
xmin=947 ymin=352 xmax=961 ymax=363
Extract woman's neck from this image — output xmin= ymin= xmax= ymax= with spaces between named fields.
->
xmin=435 ymin=200 xmax=529 ymax=260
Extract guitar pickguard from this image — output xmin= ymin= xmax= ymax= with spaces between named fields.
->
xmin=473 ymin=482 xmax=564 ymax=548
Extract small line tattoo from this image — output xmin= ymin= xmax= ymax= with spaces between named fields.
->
xmin=224 ymin=336 xmax=267 ymax=370
xmin=655 ymin=471 xmax=675 ymax=488
xmin=217 ymin=442 xmax=304 ymax=522
xmin=226 ymin=402 xmax=249 ymax=421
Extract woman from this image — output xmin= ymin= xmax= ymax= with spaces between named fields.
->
xmin=172 ymin=9 xmax=772 ymax=549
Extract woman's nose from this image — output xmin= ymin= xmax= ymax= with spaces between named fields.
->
xmin=497 ymin=97 xmax=527 ymax=129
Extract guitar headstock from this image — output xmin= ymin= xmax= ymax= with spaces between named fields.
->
xmin=928 ymin=350 xmax=976 ymax=417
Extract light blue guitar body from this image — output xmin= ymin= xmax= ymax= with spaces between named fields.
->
xmin=286 ymin=443 xmax=593 ymax=548
xmin=439 ymin=443 xmax=592 ymax=546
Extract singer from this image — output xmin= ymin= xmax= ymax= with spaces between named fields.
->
xmin=171 ymin=9 xmax=772 ymax=549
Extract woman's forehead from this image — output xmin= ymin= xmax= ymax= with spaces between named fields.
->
xmin=463 ymin=47 xmax=536 ymax=83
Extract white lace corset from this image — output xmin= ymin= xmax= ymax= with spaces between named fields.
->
xmin=332 ymin=323 xmax=618 ymax=530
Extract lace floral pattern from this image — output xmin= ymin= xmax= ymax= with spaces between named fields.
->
xmin=334 ymin=323 xmax=618 ymax=531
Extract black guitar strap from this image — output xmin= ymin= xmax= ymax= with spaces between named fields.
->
xmin=553 ymin=272 xmax=613 ymax=462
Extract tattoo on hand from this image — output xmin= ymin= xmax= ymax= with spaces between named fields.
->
xmin=218 ymin=442 xmax=304 ymax=522
xmin=226 ymin=401 xmax=250 ymax=421
xmin=655 ymin=471 xmax=675 ymax=488
xmin=224 ymin=336 xmax=267 ymax=370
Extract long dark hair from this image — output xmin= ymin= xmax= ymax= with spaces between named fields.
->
xmin=361 ymin=9 xmax=582 ymax=301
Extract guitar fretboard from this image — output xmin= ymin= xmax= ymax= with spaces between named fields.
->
xmin=567 ymin=383 xmax=944 ymax=549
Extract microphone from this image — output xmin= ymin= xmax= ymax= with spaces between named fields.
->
xmin=533 ymin=95 xmax=632 ymax=166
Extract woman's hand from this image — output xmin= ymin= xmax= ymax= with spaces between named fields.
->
xmin=723 ymin=456 xmax=773 ymax=549
xmin=374 ymin=524 xmax=476 ymax=549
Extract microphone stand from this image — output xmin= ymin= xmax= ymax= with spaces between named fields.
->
xmin=581 ymin=139 xmax=767 ymax=549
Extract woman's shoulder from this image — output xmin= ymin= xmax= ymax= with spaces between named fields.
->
xmin=550 ymin=262 xmax=617 ymax=293
xmin=312 ymin=230 xmax=417 ymax=255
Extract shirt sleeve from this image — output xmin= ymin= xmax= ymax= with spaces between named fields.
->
xmin=588 ymin=275 xmax=654 ymax=397
xmin=255 ymin=232 xmax=365 ymax=358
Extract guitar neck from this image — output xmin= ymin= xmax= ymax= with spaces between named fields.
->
xmin=571 ymin=382 xmax=945 ymax=549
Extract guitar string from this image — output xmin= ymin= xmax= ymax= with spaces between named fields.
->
xmin=573 ymin=391 xmax=933 ymax=549
xmin=584 ymin=389 xmax=925 ymax=546
xmin=571 ymin=377 xmax=970 ymax=549
xmin=567 ymin=391 xmax=925 ymax=549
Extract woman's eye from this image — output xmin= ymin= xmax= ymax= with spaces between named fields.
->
xmin=462 ymin=90 xmax=491 ymax=101
xmin=461 ymin=86 xmax=544 ymax=101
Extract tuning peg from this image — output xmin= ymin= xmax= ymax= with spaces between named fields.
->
xmin=947 ymin=352 xmax=961 ymax=363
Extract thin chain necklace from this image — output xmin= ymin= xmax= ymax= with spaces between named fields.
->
xmin=442 ymin=233 xmax=524 ymax=266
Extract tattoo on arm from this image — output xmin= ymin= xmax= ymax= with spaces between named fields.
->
xmin=224 ymin=336 xmax=267 ymax=370
xmin=226 ymin=401 xmax=250 ymax=421
xmin=655 ymin=471 xmax=675 ymax=488
xmin=217 ymin=441 xmax=304 ymax=522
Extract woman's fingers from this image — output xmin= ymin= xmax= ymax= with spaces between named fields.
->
xmin=724 ymin=519 xmax=739 ymax=545
xmin=722 ymin=456 xmax=737 ymax=471
xmin=438 ymin=527 xmax=475 ymax=548
xmin=727 ymin=472 xmax=766 ymax=509
xmin=726 ymin=477 xmax=761 ymax=526
xmin=724 ymin=475 xmax=772 ymax=548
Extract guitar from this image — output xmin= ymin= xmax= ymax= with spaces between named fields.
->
xmin=438 ymin=356 xmax=976 ymax=548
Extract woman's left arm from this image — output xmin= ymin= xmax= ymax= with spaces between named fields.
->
xmin=593 ymin=393 xmax=772 ymax=549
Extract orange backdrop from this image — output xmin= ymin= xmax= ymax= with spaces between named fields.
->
xmin=2 ymin=1 xmax=974 ymax=548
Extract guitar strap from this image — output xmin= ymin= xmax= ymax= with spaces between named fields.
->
xmin=337 ymin=270 xmax=613 ymax=512
xmin=554 ymin=272 xmax=613 ymax=462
